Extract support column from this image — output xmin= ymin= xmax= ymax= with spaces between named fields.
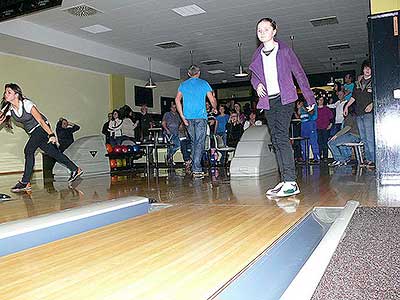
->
xmin=369 ymin=0 xmax=400 ymax=204
xmin=109 ymin=74 xmax=126 ymax=111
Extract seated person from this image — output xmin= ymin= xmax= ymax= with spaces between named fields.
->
xmin=162 ymin=103 xmax=181 ymax=165
xmin=178 ymin=123 xmax=191 ymax=169
xmin=328 ymin=113 xmax=361 ymax=166
xmin=226 ymin=113 xmax=244 ymax=147
xmin=56 ymin=118 xmax=80 ymax=152
xmin=108 ymin=109 xmax=123 ymax=146
xmin=243 ymin=111 xmax=262 ymax=130
xmin=121 ymin=114 xmax=139 ymax=143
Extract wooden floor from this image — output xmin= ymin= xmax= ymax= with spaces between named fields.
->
xmin=0 ymin=165 xmax=378 ymax=300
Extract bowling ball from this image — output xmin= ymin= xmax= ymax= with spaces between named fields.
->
xmin=132 ymin=145 xmax=141 ymax=153
xmin=116 ymin=159 xmax=123 ymax=168
xmin=126 ymin=145 xmax=133 ymax=153
xmin=110 ymin=159 xmax=117 ymax=169
xmin=113 ymin=145 xmax=122 ymax=153
xmin=121 ymin=145 xmax=128 ymax=153
xmin=106 ymin=144 xmax=113 ymax=154
xmin=122 ymin=158 xmax=127 ymax=167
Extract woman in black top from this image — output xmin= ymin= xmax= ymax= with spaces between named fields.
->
xmin=56 ymin=118 xmax=80 ymax=152
xmin=0 ymin=83 xmax=82 ymax=192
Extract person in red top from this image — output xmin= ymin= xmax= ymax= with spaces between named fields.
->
xmin=316 ymin=96 xmax=333 ymax=161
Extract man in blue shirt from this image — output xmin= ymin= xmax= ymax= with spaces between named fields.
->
xmin=175 ymin=65 xmax=217 ymax=177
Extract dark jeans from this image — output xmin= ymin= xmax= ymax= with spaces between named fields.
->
xmin=264 ymin=97 xmax=296 ymax=182
xmin=317 ymin=129 xmax=329 ymax=159
xmin=180 ymin=138 xmax=191 ymax=162
xmin=330 ymin=123 xmax=342 ymax=137
xmin=22 ymin=127 xmax=78 ymax=183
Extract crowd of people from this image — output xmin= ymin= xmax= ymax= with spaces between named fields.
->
xmin=101 ymin=88 xmax=264 ymax=173
xmin=291 ymin=60 xmax=374 ymax=168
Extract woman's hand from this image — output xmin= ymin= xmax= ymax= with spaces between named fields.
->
xmin=48 ymin=135 xmax=58 ymax=145
xmin=256 ymin=83 xmax=267 ymax=97
xmin=365 ymin=103 xmax=373 ymax=113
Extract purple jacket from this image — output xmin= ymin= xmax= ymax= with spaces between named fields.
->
xmin=249 ymin=40 xmax=315 ymax=110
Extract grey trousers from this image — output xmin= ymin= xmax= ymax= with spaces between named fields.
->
xmin=264 ymin=96 xmax=296 ymax=182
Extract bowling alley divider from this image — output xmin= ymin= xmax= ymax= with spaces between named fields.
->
xmin=0 ymin=196 xmax=150 ymax=257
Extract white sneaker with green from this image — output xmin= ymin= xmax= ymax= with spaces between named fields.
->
xmin=275 ymin=181 xmax=300 ymax=197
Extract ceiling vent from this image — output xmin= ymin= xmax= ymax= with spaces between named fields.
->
xmin=172 ymin=4 xmax=206 ymax=17
xmin=328 ymin=43 xmax=350 ymax=51
xmin=310 ymin=16 xmax=338 ymax=27
xmin=208 ymin=70 xmax=225 ymax=74
xmin=63 ymin=3 xmax=103 ymax=17
xmin=155 ymin=41 xmax=183 ymax=49
xmin=201 ymin=59 xmax=223 ymax=65
xmin=340 ymin=60 xmax=357 ymax=66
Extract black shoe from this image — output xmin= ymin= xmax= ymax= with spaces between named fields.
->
xmin=68 ymin=168 xmax=83 ymax=183
xmin=11 ymin=181 xmax=32 ymax=193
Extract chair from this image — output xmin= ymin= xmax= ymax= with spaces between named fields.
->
xmin=342 ymin=142 xmax=364 ymax=165
xmin=213 ymin=135 xmax=235 ymax=164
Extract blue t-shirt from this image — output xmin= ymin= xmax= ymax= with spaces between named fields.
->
xmin=300 ymin=106 xmax=318 ymax=122
xmin=178 ymin=77 xmax=212 ymax=119
xmin=344 ymin=82 xmax=354 ymax=101
xmin=216 ymin=114 xmax=230 ymax=134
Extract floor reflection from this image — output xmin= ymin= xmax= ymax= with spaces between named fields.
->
xmin=0 ymin=163 xmax=379 ymax=224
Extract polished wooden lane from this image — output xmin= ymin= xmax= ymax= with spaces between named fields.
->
xmin=0 ymin=165 xmax=378 ymax=300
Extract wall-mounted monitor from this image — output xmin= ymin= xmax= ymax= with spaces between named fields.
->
xmin=134 ymin=86 xmax=153 ymax=107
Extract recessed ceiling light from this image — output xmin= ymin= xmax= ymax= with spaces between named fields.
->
xmin=172 ymin=4 xmax=206 ymax=17
xmin=208 ymin=70 xmax=225 ymax=74
xmin=80 ymin=24 xmax=112 ymax=34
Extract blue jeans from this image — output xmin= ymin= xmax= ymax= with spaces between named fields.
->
xmin=187 ymin=119 xmax=207 ymax=172
xmin=166 ymin=133 xmax=180 ymax=160
xmin=216 ymin=132 xmax=227 ymax=164
xmin=330 ymin=123 xmax=342 ymax=137
xmin=180 ymin=138 xmax=191 ymax=162
xmin=356 ymin=114 xmax=375 ymax=162
xmin=301 ymin=120 xmax=320 ymax=160
xmin=328 ymin=133 xmax=361 ymax=162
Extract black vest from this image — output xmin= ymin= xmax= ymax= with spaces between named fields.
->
xmin=10 ymin=100 xmax=48 ymax=134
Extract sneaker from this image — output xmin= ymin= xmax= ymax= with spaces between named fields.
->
xmin=266 ymin=182 xmax=284 ymax=196
xmin=276 ymin=181 xmax=300 ymax=197
xmin=68 ymin=167 xmax=83 ymax=183
xmin=11 ymin=181 xmax=32 ymax=193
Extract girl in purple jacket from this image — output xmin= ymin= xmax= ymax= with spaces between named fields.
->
xmin=249 ymin=17 xmax=315 ymax=197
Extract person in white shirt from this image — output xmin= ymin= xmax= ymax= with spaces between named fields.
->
xmin=327 ymin=90 xmax=347 ymax=136
xmin=243 ymin=111 xmax=262 ymax=130
xmin=108 ymin=109 xmax=123 ymax=146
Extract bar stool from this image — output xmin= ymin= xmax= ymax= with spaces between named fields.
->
xmin=342 ymin=142 xmax=364 ymax=165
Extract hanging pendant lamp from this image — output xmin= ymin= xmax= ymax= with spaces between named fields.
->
xmin=145 ymin=57 xmax=157 ymax=89
xmin=326 ymin=58 xmax=335 ymax=86
xmin=234 ymin=42 xmax=248 ymax=78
